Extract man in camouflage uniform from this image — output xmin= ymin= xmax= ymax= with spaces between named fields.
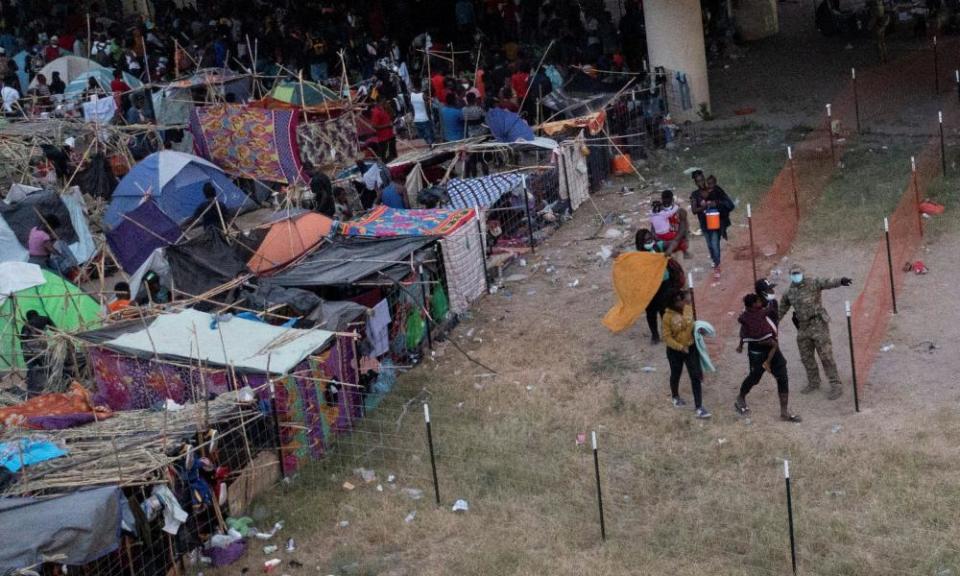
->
xmin=778 ymin=264 xmax=852 ymax=400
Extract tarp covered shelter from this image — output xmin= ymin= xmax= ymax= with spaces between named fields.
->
xmin=104 ymin=150 xmax=250 ymax=229
xmin=0 ymin=186 xmax=96 ymax=266
xmin=262 ymin=80 xmax=339 ymax=108
xmin=166 ymin=229 xmax=247 ymax=299
xmin=268 ymin=236 xmax=437 ymax=287
xmin=247 ymin=212 xmax=334 ymax=275
xmin=27 ymin=55 xmax=99 ymax=90
xmin=65 ymin=68 xmax=143 ymax=99
xmin=106 ymin=199 xmax=180 ymax=274
xmin=0 ymin=263 xmax=102 ymax=372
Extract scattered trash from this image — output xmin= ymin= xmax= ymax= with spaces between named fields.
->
xmin=880 ymin=344 xmax=895 ymax=352
xmin=603 ymin=228 xmax=624 ymax=239
xmin=353 ymin=468 xmax=377 ymax=483
xmin=376 ymin=484 xmax=384 ymax=492
xmin=263 ymin=545 xmax=279 ymax=555
xmin=164 ymin=398 xmax=184 ymax=411
xmin=596 ymin=245 xmax=614 ymax=261
xmin=253 ymin=522 xmax=284 ymax=540
xmin=526 ymin=385 xmax=534 ymax=391
xmin=489 ymin=285 xmax=499 ymax=295
xmin=717 ymin=438 xmax=727 ymax=445
xmin=285 ymin=538 xmax=296 ymax=553
xmin=567 ymin=278 xmax=580 ymax=288
xmin=827 ymin=490 xmax=846 ymax=497
xmin=912 ymin=260 xmax=928 ymax=275
xmin=526 ymin=289 xmax=537 ymax=296
xmin=911 ymin=341 xmax=939 ymax=354
xmin=502 ymin=274 xmax=529 ymax=283
xmin=519 ymin=258 xmax=527 ymax=267
xmin=831 ymin=424 xmax=842 ymax=434
xmin=641 ymin=366 xmax=656 ymax=373
xmin=338 ymin=520 xmax=350 ymax=528
xmin=404 ymin=511 xmax=417 ymax=524
xmin=576 ymin=432 xmax=586 ymax=445
xmin=401 ymin=488 xmax=424 ymax=500
xmin=342 ymin=481 xmax=355 ymax=491
xmin=263 ymin=559 xmax=282 ymax=573
xmin=452 ymin=499 xmax=470 ymax=513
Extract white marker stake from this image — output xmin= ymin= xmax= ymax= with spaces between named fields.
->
xmin=911 ymin=156 xmax=916 ymax=172
xmin=851 ymin=68 xmax=856 ymax=80
xmin=845 ymin=300 xmax=851 ymax=318
xmin=783 ymin=460 xmax=790 ymax=479
xmin=826 ymin=103 xmax=832 ymax=117
xmin=591 ymin=431 xmax=597 ymax=450
xmin=591 ymin=430 xmax=606 ymax=541
xmin=787 ymin=145 xmax=793 ymax=160
xmin=884 ymin=217 xmax=889 ymax=233
xmin=939 ymin=110 xmax=944 ymax=124
xmin=687 ymin=271 xmax=694 ymax=289
xmin=747 ymin=203 xmax=752 ymax=218
xmin=423 ymin=403 xmax=430 ymax=423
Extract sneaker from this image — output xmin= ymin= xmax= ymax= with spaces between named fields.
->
xmin=695 ymin=407 xmax=712 ymax=419
xmin=672 ymin=397 xmax=687 ymax=408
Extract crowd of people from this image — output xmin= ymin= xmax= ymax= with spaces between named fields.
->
xmin=638 ymin=171 xmax=854 ymax=422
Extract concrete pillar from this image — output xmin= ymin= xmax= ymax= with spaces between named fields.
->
xmin=733 ymin=0 xmax=779 ymax=41
xmin=644 ymin=0 xmax=710 ymax=122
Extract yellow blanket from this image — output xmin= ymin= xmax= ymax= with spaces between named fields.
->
xmin=602 ymin=252 xmax=668 ymax=333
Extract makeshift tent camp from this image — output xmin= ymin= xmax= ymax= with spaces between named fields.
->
xmin=104 ymin=150 xmax=251 ymax=229
xmin=0 ymin=262 xmax=102 ymax=372
xmin=106 ymin=199 xmax=180 ymax=274
xmin=0 ymin=185 xmax=96 ymax=266
xmin=64 ymin=68 xmax=143 ymax=99
xmin=152 ymin=70 xmax=252 ymax=154
xmin=165 ymin=229 xmax=247 ymax=299
xmin=262 ymin=80 xmax=338 ymax=109
xmin=27 ymin=55 xmax=98 ymax=90
xmin=341 ymin=207 xmax=486 ymax=315
xmin=445 ymin=173 xmax=524 ymax=210
xmin=247 ymin=212 xmax=334 ymax=275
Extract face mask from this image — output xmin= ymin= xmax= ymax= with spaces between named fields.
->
xmin=643 ymin=242 xmax=655 ymax=251
xmin=790 ymin=273 xmax=803 ymax=284
xmin=765 ymin=293 xmax=775 ymax=301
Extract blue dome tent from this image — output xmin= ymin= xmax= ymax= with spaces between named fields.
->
xmin=104 ymin=151 xmax=251 ymax=229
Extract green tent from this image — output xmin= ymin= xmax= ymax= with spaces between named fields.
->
xmin=0 ymin=269 xmax=102 ymax=372
xmin=267 ymin=80 xmax=338 ymax=108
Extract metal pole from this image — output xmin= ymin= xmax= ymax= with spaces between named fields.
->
xmin=939 ymin=111 xmax=947 ymax=176
xmin=418 ymin=264 xmax=434 ymax=349
xmin=424 ymin=404 xmax=440 ymax=506
xmin=884 ymin=218 xmax=897 ymax=315
xmin=826 ymin=104 xmax=836 ymax=166
xmin=852 ymin=68 xmax=861 ymax=134
xmin=956 ymin=69 xmax=960 ymax=103
xmin=747 ymin=203 xmax=757 ymax=286
xmin=687 ymin=272 xmax=697 ymax=321
xmin=476 ymin=216 xmax=491 ymax=292
xmin=911 ymin=157 xmax=923 ymax=237
xmin=784 ymin=460 xmax=798 ymax=576
xmin=788 ymin=146 xmax=800 ymax=220
xmin=522 ymin=175 xmax=536 ymax=253
xmin=591 ymin=431 xmax=606 ymax=542
xmin=845 ymin=301 xmax=860 ymax=413
xmin=934 ymin=36 xmax=940 ymax=94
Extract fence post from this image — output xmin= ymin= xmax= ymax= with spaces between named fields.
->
xmin=522 ymin=175 xmax=536 ymax=254
xmin=687 ymin=272 xmax=697 ymax=321
xmin=591 ymin=431 xmax=606 ymax=542
xmin=784 ymin=460 xmax=798 ymax=576
xmin=852 ymin=68 xmax=861 ymax=134
xmin=788 ymin=146 xmax=800 ymax=220
xmin=476 ymin=217 xmax=491 ymax=292
xmin=882 ymin=218 xmax=897 ymax=314
xmin=845 ymin=301 xmax=860 ymax=413
xmin=826 ymin=103 xmax=836 ymax=166
xmin=934 ymin=36 xmax=940 ymax=94
xmin=747 ymin=203 xmax=757 ymax=286
xmin=424 ymin=404 xmax=440 ymax=506
xmin=418 ymin=265 xmax=434 ymax=349
xmin=956 ymin=69 xmax=960 ymax=103
xmin=939 ymin=111 xmax=946 ymax=177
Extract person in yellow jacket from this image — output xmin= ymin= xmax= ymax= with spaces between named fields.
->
xmin=662 ymin=290 xmax=711 ymax=419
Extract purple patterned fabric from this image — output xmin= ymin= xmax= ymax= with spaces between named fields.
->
xmin=106 ymin=200 xmax=180 ymax=274
xmin=26 ymin=413 xmax=100 ymax=430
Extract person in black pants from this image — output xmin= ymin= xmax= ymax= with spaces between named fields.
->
xmin=735 ymin=293 xmax=802 ymax=422
xmin=635 ymin=229 xmax=685 ymax=344
xmin=662 ymin=290 xmax=711 ymax=419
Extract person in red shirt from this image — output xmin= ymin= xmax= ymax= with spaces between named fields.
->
xmin=430 ymin=69 xmax=446 ymax=104
xmin=510 ymin=62 xmax=529 ymax=101
xmin=369 ymin=98 xmax=396 ymax=162
xmin=43 ymin=37 xmax=61 ymax=63
xmin=110 ymin=69 xmax=131 ymax=112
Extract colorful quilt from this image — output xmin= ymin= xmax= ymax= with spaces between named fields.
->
xmin=341 ymin=206 xmax=476 ymax=237
xmin=190 ymin=105 xmax=304 ymax=184
xmin=297 ymin=114 xmax=359 ymax=169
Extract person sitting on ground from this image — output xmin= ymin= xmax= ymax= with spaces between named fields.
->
xmin=736 ymin=293 xmax=802 ymax=422
xmin=108 ymin=281 xmax=133 ymax=314
xmin=662 ymin=290 xmax=711 ymax=419
xmin=27 ymin=214 xmax=61 ymax=269
xmin=49 ymin=71 xmax=66 ymax=95
xmin=440 ymin=92 xmax=465 ymax=142
xmin=192 ymin=182 xmax=228 ymax=230
xmin=136 ymin=271 xmax=171 ymax=305
xmin=311 ymin=174 xmax=336 ymax=218
xmin=379 ymin=178 xmax=407 ymax=209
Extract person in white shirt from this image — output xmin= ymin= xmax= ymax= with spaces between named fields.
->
xmin=1 ymin=79 xmax=20 ymax=115
xmin=409 ymin=78 xmax=434 ymax=145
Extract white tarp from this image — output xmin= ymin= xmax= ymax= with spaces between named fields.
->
xmin=0 ymin=262 xmax=45 ymax=306
xmin=103 ymin=308 xmax=335 ymax=374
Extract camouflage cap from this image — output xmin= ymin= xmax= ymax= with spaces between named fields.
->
xmin=789 ymin=263 xmax=805 ymax=274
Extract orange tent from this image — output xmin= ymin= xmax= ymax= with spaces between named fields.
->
xmin=247 ymin=212 xmax=334 ymax=274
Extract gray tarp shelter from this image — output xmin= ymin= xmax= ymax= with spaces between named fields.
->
xmin=267 ymin=236 xmax=437 ymax=287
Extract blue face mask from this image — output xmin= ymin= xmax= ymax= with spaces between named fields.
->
xmin=644 ymin=242 xmax=656 ymax=251
xmin=790 ymin=273 xmax=803 ymax=284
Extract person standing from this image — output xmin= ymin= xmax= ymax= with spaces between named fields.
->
xmin=1 ymin=77 xmax=20 ymax=116
xmin=410 ymin=78 xmax=434 ymax=145
xmin=636 ymin=229 xmax=685 ymax=344
xmin=690 ymin=171 xmax=734 ymax=279
xmin=662 ymin=290 xmax=711 ymax=419
xmin=439 ymin=93 xmax=465 ymax=142
xmin=735 ymin=293 xmax=802 ymax=422
xmin=778 ymin=264 xmax=852 ymax=400
xmin=369 ymin=97 xmax=397 ymax=162
xmin=19 ymin=310 xmax=56 ymax=397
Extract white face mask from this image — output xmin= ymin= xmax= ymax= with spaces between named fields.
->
xmin=643 ymin=242 xmax=655 ymax=251
xmin=790 ymin=273 xmax=803 ymax=284
xmin=765 ymin=293 xmax=775 ymax=301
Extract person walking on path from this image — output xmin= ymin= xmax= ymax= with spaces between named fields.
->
xmin=778 ymin=264 xmax=852 ymax=400
xmin=690 ymin=171 xmax=734 ymax=280
xmin=662 ymin=290 xmax=711 ymax=419
xmin=635 ymin=228 xmax=685 ymax=344
xmin=736 ymin=292 xmax=802 ymax=422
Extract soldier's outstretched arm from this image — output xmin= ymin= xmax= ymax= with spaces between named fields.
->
xmin=817 ymin=277 xmax=852 ymax=290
